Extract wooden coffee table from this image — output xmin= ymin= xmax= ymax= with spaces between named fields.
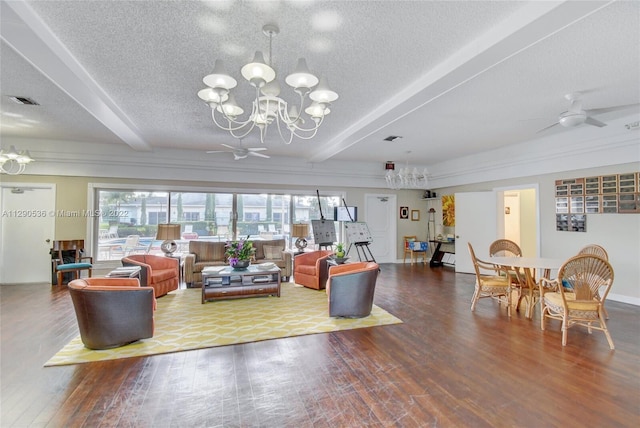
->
xmin=201 ymin=265 xmax=281 ymax=303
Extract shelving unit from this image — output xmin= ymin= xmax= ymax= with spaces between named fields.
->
xmin=554 ymin=172 xmax=639 ymax=232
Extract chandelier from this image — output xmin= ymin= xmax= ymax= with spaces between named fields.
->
xmin=0 ymin=145 xmax=34 ymax=175
xmin=198 ymin=24 xmax=338 ymax=145
xmin=385 ymin=161 xmax=429 ymax=189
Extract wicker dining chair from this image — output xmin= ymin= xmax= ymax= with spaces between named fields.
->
xmin=468 ymin=242 xmax=512 ymax=316
xmin=577 ymin=244 xmax=610 ymax=319
xmin=489 ymin=239 xmax=522 ymax=258
xmin=489 ymin=239 xmax=525 ymax=312
xmin=578 ymin=244 xmax=608 ymax=260
xmin=539 ymin=254 xmax=615 ymax=349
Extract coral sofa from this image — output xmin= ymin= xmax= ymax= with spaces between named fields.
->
xmin=184 ymin=239 xmax=292 ymax=287
xmin=121 ymin=254 xmax=179 ymax=297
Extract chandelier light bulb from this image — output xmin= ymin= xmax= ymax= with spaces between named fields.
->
xmin=285 ymin=58 xmax=319 ymax=89
xmin=202 ymin=59 xmax=237 ymax=90
xmin=241 ymin=51 xmax=276 ymax=88
xmin=309 ymin=76 xmax=338 ymax=103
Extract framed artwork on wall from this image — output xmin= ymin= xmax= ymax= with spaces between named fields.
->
xmin=442 ymin=195 xmax=455 ymax=226
xmin=411 ymin=210 xmax=420 ymax=221
xmin=399 ymin=206 xmax=409 ymax=219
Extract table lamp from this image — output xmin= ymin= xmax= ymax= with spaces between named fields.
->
xmin=291 ymin=223 xmax=309 ymax=252
xmin=156 ymin=224 xmax=181 ymax=255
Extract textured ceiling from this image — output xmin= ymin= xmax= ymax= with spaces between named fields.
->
xmin=1 ymin=0 xmax=639 ymax=168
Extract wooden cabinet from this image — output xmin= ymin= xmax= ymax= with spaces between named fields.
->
xmin=557 ymin=172 xmax=639 ymax=215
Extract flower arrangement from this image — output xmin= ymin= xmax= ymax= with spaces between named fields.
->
xmin=225 ymin=236 xmax=254 ymax=267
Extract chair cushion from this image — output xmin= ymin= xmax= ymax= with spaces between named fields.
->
xmin=545 ymin=292 xmax=600 ymax=312
xmin=151 ymin=268 xmax=177 ymax=283
xmin=263 ymin=245 xmax=283 ymax=260
xmin=410 ymin=241 xmax=427 ymax=251
xmin=296 ymin=265 xmax=317 ymax=276
xmin=57 ymin=263 xmax=92 ymax=271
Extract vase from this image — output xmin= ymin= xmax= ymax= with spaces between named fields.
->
xmin=231 ymin=259 xmax=250 ymax=270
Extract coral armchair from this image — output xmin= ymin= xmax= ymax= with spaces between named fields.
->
xmin=327 ymin=262 xmax=379 ymax=318
xmin=68 ymin=278 xmax=156 ymax=350
xmin=121 ymin=254 xmax=179 ymax=297
xmin=293 ymin=250 xmax=333 ymax=290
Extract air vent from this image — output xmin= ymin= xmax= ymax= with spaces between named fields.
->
xmin=383 ymin=135 xmax=402 ymax=142
xmin=8 ymin=96 xmax=39 ymax=105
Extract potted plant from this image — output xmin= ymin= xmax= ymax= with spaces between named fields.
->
xmin=225 ymin=236 xmax=254 ymax=270
xmin=335 ymin=243 xmax=346 ymax=258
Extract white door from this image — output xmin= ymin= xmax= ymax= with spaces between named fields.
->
xmin=363 ymin=194 xmax=397 ymax=263
xmin=0 ymin=184 xmax=56 ymax=284
xmin=454 ymin=191 xmax=497 ymax=273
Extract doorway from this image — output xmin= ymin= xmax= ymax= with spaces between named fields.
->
xmin=364 ymin=194 xmax=397 ymax=263
xmin=496 ymin=187 xmax=538 ymax=257
xmin=1 ymin=183 xmax=56 ymax=284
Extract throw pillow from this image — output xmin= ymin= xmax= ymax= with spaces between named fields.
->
xmin=263 ymin=245 xmax=283 ymax=260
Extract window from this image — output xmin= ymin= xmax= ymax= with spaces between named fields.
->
xmin=94 ymin=188 xmax=344 ymax=262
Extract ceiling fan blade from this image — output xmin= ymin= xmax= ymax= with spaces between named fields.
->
xmin=586 ymin=103 xmax=640 ymax=116
xmin=233 ymin=153 xmax=248 ymax=160
xmin=584 ymin=116 xmax=607 ymax=127
xmin=206 ymin=150 xmax=227 ymax=154
xmin=249 ymin=151 xmax=270 ymax=159
xmin=247 ymin=147 xmax=267 ymax=152
xmin=536 ymin=122 xmax=560 ymax=134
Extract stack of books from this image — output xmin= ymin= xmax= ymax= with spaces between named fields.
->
xmin=106 ymin=266 xmax=141 ymax=278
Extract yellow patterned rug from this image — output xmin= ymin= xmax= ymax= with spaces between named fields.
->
xmin=45 ymin=282 xmax=402 ymax=366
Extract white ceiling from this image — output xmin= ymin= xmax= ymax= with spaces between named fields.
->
xmin=1 ymin=0 xmax=639 ymax=170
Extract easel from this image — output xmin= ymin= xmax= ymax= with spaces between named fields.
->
xmin=352 ymin=242 xmax=376 ymax=263
xmin=315 ymin=190 xmax=335 ymax=251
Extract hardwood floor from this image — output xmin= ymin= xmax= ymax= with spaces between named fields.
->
xmin=1 ymin=264 xmax=638 ymax=427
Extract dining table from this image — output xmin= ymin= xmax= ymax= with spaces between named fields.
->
xmin=487 ymin=256 xmax=566 ymax=319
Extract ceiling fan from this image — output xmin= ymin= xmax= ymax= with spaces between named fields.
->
xmin=538 ymin=92 xmax=639 ymax=133
xmin=206 ymin=142 xmax=270 ymax=161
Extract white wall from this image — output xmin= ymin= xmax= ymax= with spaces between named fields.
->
xmin=436 ymin=162 xmax=640 ymax=306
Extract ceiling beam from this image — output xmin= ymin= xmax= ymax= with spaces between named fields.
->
xmin=307 ymin=0 xmax=613 ymax=163
xmin=0 ymin=0 xmax=151 ymax=151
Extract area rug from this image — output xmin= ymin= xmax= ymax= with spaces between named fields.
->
xmin=45 ymin=282 xmax=402 ymax=366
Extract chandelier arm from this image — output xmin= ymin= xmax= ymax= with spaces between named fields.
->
xmin=210 ymin=109 xmax=255 ymax=132
xmin=274 ymin=117 xmax=296 ymax=145
xmin=285 ymin=113 xmax=326 ymax=134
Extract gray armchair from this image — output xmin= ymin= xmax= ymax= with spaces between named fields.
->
xmin=326 ymin=261 xmax=380 ymax=318
xmin=68 ymin=278 xmax=155 ymax=350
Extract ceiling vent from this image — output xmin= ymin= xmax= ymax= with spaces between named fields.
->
xmin=383 ymin=135 xmax=402 ymax=142
xmin=8 ymin=96 xmax=39 ymax=105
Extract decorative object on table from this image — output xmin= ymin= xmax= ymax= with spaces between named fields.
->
xmin=399 ymin=206 xmax=409 ymax=219
xmin=197 ymin=24 xmax=338 ymax=145
xmin=225 ymin=236 xmax=254 ymax=270
xmin=156 ymin=224 xmax=181 ymax=255
xmin=291 ymin=223 xmax=310 ymax=251
xmin=442 ymin=195 xmax=455 ymax=226
xmin=330 ymin=243 xmax=350 ymax=264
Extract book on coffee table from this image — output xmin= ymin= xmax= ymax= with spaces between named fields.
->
xmin=106 ymin=266 xmax=141 ymax=278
